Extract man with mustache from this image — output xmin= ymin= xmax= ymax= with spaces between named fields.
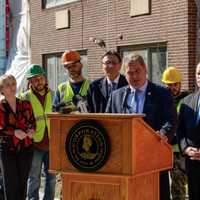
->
xmin=53 ymin=50 xmax=90 ymax=112
xmin=21 ymin=64 xmax=56 ymax=200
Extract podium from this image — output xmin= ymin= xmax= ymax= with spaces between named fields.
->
xmin=47 ymin=113 xmax=173 ymax=200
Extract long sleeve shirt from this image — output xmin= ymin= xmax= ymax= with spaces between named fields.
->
xmin=0 ymin=97 xmax=36 ymax=151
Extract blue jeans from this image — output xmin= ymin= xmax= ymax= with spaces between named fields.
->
xmin=27 ymin=148 xmax=56 ymax=200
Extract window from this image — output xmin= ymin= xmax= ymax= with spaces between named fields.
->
xmin=43 ymin=50 xmax=88 ymax=92
xmin=42 ymin=0 xmax=78 ymax=9
xmin=119 ymin=44 xmax=167 ymax=85
xmin=130 ymin=0 xmax=151 ymax=17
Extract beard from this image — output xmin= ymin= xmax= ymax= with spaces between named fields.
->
xmin=69 ymin=71 xmax=81 ymax=79
xmin=32 ymin=83 xmax=46 ymax=93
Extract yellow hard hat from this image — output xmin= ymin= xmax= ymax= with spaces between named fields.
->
xmin=162 ymin=66 xmax=182 ymax=84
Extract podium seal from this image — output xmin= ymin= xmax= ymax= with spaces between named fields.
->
xmin=65 ymin=120 xmax=110 ymax=172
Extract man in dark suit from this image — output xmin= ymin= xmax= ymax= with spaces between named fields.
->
xmin=106 ymin=54 xmax=177 ymax=200
xmin=87 ymin=50 xmax=128 ymax=113
xmin=177 ymin=62 xmax=200 ymax=200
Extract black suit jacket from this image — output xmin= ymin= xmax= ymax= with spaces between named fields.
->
xmin=177 ymin=90 xmax=200 ymax=152
xmin=106 ymin=81 xmax=177 ymax=142
xmin=87 ymin=74 xmax=128 ymax=113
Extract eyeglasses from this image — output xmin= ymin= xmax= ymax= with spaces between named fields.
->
xmin=102 ymin=61 xmax=120 ymax=66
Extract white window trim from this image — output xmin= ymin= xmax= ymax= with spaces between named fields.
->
xmin=45 ymin=0 xmax=79 ymax=9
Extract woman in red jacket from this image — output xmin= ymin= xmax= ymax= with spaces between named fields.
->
xmin=0 ymin=74 xmax=36 ymax=200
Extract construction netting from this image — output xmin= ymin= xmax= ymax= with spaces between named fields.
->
xmin=6 ymin=0 xmax=30 ymax=93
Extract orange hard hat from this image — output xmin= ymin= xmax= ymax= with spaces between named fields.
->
xmin=61 ymin=50 xmax=80 ymax=65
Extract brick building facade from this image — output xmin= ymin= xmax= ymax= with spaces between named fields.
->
xmin=30 ymin=0 xmax=197 ymax=91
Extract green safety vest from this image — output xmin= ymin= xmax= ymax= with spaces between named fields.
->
xmin=21 ymin=89 xmax=53 ymax=143
xmin=58 ymin=80 xmax=90 ymax=105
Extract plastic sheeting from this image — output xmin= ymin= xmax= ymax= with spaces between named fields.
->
xmin=0 ymin=0 xmax=6 ymax=74
xmin=6 ymin=0 xmax=30 ymax=93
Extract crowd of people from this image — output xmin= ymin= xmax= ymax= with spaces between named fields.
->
xmin=0 ymin=49 xmax=199 ymax=200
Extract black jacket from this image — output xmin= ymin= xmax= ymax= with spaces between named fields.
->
xmin=87 ymin=74 xmax=128 ymax=113
xmin=177 ymin=90 xmax=200 ymax=152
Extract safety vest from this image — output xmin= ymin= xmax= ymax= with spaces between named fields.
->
xmin=58 ymin=80 xmax=90 ymax=104
xmin=21 ymin=89 xmax=53 ymax=143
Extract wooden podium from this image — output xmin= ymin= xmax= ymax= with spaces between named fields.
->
xmin=47 ymin=113 xmax=173 ymax=200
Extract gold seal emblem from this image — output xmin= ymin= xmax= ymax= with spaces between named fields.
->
xmin=65 ymin=120 xmax=110 ymax=172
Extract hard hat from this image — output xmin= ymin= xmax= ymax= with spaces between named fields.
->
xmin=162 ymin=66 xmax=182 ymax=84
xmin=26 ymin=64 xmax=45 ymax=79
xmin=61 ymin=50 xmax=80 ymax=65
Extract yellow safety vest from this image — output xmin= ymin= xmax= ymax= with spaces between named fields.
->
xmin=21 ymin=89 xmax=53 ymax=143
xmin=58 ymin=80 xmax=90 ymax=104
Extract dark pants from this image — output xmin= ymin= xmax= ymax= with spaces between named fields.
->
xmin=160 ymin=171 xmax=170 ymax=200
xmin=186 ymin=158 xmax=200 ymax=200
xmin=0 ymin=146 xmax=33 ymax=200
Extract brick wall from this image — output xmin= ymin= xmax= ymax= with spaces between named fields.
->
xmin=30 ymin=0 xmax=197 ymax=90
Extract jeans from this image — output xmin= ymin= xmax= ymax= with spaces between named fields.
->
xmin=27 ymin=147 xmax=56 ymax=200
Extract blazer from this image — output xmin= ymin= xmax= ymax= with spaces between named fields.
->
xmin=177 ymin=90 xmax=200 ymax=152
xmin=87 ymin=74 xmax=128 ymax=113
xmin=106 ymin=81 xmax=177 ymax=142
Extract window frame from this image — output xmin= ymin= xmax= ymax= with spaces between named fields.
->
xmin=118 ymin=43 xmax=167 ymax=84
xmin=42 ymin=0 xmax=79 ymax=9
xmin=130 ymin=0 xmax=151 ymax=17
xmin=43 ymin=50 xmax=88 ymax=91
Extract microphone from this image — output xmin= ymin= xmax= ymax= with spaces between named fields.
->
xmin=72 ymin=95 xmax=88 ymax=113
xmin=55 ymin=100 xmax=76 ymax=113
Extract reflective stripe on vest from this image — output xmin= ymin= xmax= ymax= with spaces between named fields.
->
xmin=22 ymin=90 xmax=52 ymax=143
xmin=58 ymin=80 xmax=90 ymax=103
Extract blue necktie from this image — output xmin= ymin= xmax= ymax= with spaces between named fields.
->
xmin=108 ymin=82 xmax=117 ymax=95
xmin=132 ymin=89 xmax=139 ymax=113
xmin=111 ymin=82 xmax=117 ymax=91
xmin=127 ymin=89 xmax=139 ymax=113
xmin=196 ymin=97 xmax=200 ymax=125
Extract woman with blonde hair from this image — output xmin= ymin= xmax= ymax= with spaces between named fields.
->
xmin=0 ymin=74 xmax=36 ymax=200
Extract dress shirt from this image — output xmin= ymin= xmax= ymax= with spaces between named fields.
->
xmin=107 ymin=75 xmax=120 ymax=94
xmin=128 ymin=81 xmax=148 ymax=113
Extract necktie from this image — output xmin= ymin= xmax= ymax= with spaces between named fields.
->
xmin=111 ymin=82 xmax=117 ymax=91
xmin=108 ymin=82 xmax=117 ymax=95
xmin=196 ymin=97 xmax=200 ymax=125
xmin=127 ymin=89 xmax=139 ymax=113
xmin=131 ymin=89 xmax=139 ymax=113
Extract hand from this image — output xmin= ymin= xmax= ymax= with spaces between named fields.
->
xmin=156 ymin=131 xmax=168 ymax=143
xmin=26 ymin=129 xmax=35 ymax=139
xmin=184 ymin=147 xmax=200 ymax=160
xmin=14 ymin=129 xmax=27 ymax=140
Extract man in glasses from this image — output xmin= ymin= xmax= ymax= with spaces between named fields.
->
xmin=87 ymin=50 xmax=128 ymax=113
xmin=53 ymin=50 xmax=90 ymax=112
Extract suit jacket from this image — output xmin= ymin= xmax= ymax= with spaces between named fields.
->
xmin=106 ymin=81 xmax=177 ymax=142
xmin=177 ymin=90 xmax=200 ymax=152
xmin=87 ymin=74 xmax=128 ymax=113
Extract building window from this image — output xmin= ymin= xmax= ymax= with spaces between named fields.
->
xmin=119 ymin=44 xmax=167 ymax=85
xmin=42 ymin=0 xmax=78 ymax=9
xmin=130 ymin=0 xmax=151 ymax=17
xmin=43 ymin=50 xmax=88 ymax=91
